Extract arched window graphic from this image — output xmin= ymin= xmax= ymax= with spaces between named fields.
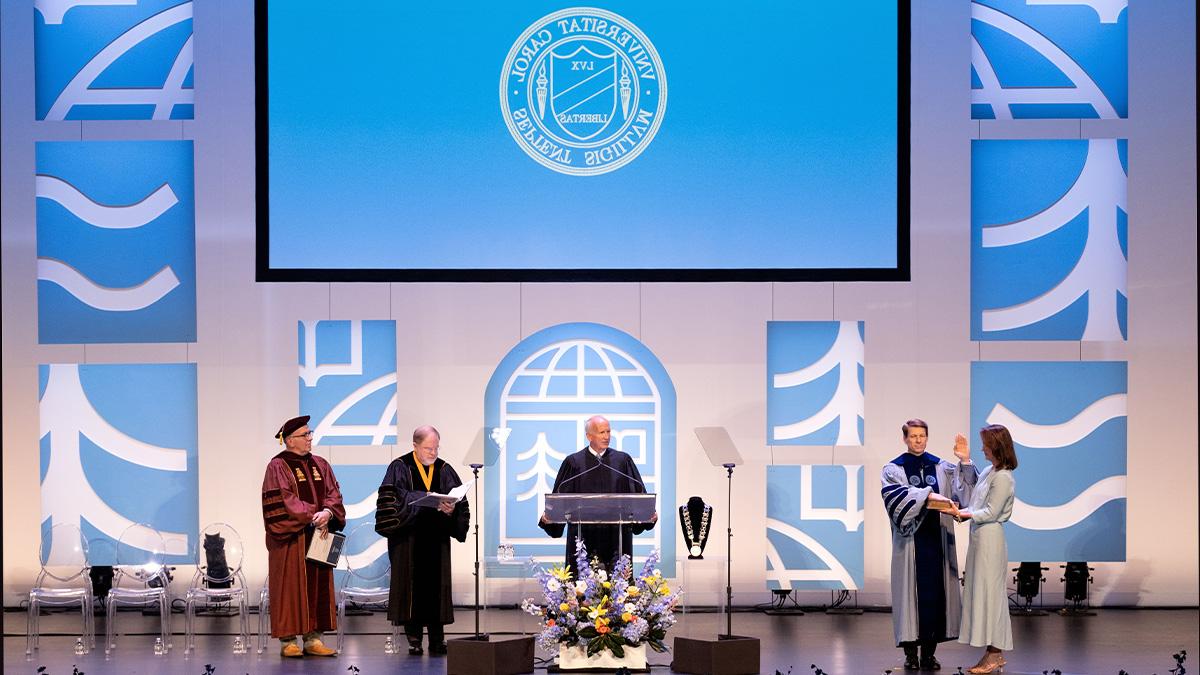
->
xmin=485 ymin=323 xmax=676 ymax=576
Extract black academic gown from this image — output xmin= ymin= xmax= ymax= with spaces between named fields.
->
xmin=538 ymin=447 xmax=655 ymax=576
xmin=374 ymin=453 xmax=470 ymax=626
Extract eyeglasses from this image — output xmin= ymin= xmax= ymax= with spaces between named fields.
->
xmin=289 ymin=430 xmax=314 ymax=439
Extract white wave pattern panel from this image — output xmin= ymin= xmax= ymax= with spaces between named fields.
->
xmin=344 ymin=490 xmax=380 ymax=521
xmin=980 ymin=139 xmax=1127 ymax=340
xmin=799 ymin=465 xmax=864 ymax=532
xmin=765 ymin=518 xmax=857 ymax=590
xmin=310 ymin=373 xmax=398 ymax=445
xmin=299 ymin=320 xmax=364 ymax=386
xmin=37 ymin=175 xmax=179 ymax=228
xmin=986 ymin=395 xmax=1126 ymax=530
xmin=772 ymin=322 xmax=865 ymax=446
xmin=38 ymin=259 xmax=180 ymax=312
xmin=1025 ymin=0 xmax=1127 ymax=24
xmin=35 ymin=0 xmax=136 ymax=25
xmin=343 ymin=538 xmax=389 ymax=573
xmin=36 ymin=173 xmax=183 ymax=311
xmin=971 ymin=2 xmax=1119 ymax=119
xmin=39 ymin=365 xmax=190 ymax=562
xmin=45 ymin=1 xmax=194 ymax=120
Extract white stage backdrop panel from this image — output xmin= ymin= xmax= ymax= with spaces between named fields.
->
xmin=261 ymin=2 xmax=902 ymax=275
xmin=971 ymin=361 xmax=1127 ymax=562
xmin=971 ymin=0 xmax=1127 ymax=120
xmin=971 ymin=139 xmax=1128 ymax=341
xmin=767 ymin=321 xmax=865 ymax=446
xmin=331 ymin=464 xmax=389 ymax=591
xmin=38 ymin=363 xmax=199 ymax=565
xmin=36 ymin=141 xmax=197 ymax=344
xmin=765 ymin=465 xmax=864 ymax=591
xmin=298 ymin=320 xmax=398 ymax=446
xmin=34 ymin=0 xmax=194 ymax=120
xmin=484 ymin=323 xmax=676 ymax=576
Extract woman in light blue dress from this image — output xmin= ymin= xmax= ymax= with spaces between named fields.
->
xmin=956 ymin=424 xmax=1018 ymax=674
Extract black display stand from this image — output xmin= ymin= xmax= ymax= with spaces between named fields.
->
xmin=447 ymin=461 xmax=535 ymax=675
xmin=671 ymin=428 xmax=761 ymax=675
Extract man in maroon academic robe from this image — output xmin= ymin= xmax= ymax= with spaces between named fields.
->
xmin=261 ymin=415 xmax=346 ymax=657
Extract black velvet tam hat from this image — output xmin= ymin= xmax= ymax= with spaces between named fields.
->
xmin=275 ymin=415 xmax=310 ymax=442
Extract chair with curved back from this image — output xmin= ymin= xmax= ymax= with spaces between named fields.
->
xmin=336 ymin=521 xmax=398 ymax=654
xmin=256 ymin=578 xmax=271 ymax=654
xmin=183 ymin=523 xmax=249 ymax=654
xmin=105 ymin=523 xmax=172 ymax=655
xmin=27 ymin=523 xmax=95 ymax=656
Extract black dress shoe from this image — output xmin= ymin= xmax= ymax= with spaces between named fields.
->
xmin=408 ymin=643 xmax=424 ymax=655
xmin=904 ymin=654 xmax=921 ymax=670
xmin=429 ymin=641 xmax=448 ymax=655
xmin=920 ymin=655 xmax=941 ymax=670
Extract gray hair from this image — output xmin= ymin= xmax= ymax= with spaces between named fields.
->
xmin=413 ymin=425 xmax=441 ymax=444
xmin=584 ymin=415 xmax=608 ymax=434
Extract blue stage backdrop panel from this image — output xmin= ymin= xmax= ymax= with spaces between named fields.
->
xmin=38 ymin=363 xmax=199 ymax=565
xmin=970 ymin=361 xmax=1126 ymax=562
xmin=330 ymin=463 xmax=390 ymax=592
xmin=765 ymin=465 xmax=864 ymax=591
xmin=261 ymin=2 xmax=903 ymax=278
xmin=36 ymin=140 xmax=197 ymax=344
xmin=484 ymin=322 xmax=676 ymax=576
xmin=298 ymin=320 xmax=398 ymax=446
xmin=767 ymin=321 xmax=866 ymax=446
xmin=972 ymin=139 xmax=1128 ymax=342
xmin=971 ymin=0 xmax=1127 ymax=119
xmin=35 ymin=0 xmax=194 ymax=120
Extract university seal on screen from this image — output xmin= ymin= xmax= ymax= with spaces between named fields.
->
xmin=500 ymin=8 xmax=667 ymax=176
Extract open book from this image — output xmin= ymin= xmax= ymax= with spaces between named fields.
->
xmin=407 ymin=479 xmax=474 ymax=508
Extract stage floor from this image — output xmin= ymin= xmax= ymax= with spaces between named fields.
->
xmin=4 ymin=607 xmax=1197 ymax=674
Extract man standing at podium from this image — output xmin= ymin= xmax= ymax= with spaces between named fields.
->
xmin=538 ymin=415 xmax=658 ymax=576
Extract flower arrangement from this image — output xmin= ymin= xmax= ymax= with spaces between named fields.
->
xmin=522 ymin=540 xmax=679 ymax=659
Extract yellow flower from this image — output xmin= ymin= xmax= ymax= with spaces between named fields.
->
xmin=602 ymin=581 xmax=611 ymax=589
xmin=659 ymin=585 xmax=671 ymax=596
xmin=621 ymin=612 xmax=634 ymax=622
xmin=559 ymin=602 xmax=570 ymax=612
xmin=627 ymin=587 xmax=640 ymax=597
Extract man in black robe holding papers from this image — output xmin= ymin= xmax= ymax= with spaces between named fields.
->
xmin=538 ymin=415 xmax=658 ymax=576
xmin=374 ymin=425 xmax=470 ymax=656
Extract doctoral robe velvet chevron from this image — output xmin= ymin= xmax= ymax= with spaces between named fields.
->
xmin=881 ymin=453 xmax=978 ymax=646
xmin=262 ymin=451 xmax=346 ymax=638
xmin=374 ymin=453 xmax=470 ymax=626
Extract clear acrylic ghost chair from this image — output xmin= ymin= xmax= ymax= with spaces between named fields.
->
xmin=336 ymin=522 xmax=398 ymax=654
xmin=183 ymin=523 xmax=249 ymax=654
xmin=105 ymin=523 xmax=172 ymax=655
xmin=256 ymin=577 xmax=270 ymax=654
xmin=27 ymin=523 xmax=95 ymax=656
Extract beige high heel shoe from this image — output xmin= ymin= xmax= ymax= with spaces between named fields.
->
xmin=966 ymin=652 xmax=1006 ymax=673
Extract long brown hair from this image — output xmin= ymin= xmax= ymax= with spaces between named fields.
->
xmin=979 ymin=424 xmax=1018 ymax=470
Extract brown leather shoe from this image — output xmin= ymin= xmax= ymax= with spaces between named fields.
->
xmin=280 ymin=642 xmax=304 ymax=658
xmin=303 ymin=638 xmax=337 ymax=656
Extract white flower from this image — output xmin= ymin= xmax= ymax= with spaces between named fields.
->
xmin=652 ymin=569 xmax=662 ymax=578
xmin=596 ymin=569 xmax=608 ymax=582
xmin=624 ymin=603 xmax=636 ymax=614
xmin=547 ymin=579 xmax=561 ymax=592
xmin=575 ymin=580 xmax=588 ymax=594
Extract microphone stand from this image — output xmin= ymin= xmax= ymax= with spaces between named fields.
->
xmin=469 ymin=463 xmax=487 ymax=640
xmin=722 ymin=462 xmax=735 ymax=638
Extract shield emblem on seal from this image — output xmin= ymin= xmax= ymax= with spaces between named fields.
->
xmin=548 ymin=45 xmax=620 ymax=141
